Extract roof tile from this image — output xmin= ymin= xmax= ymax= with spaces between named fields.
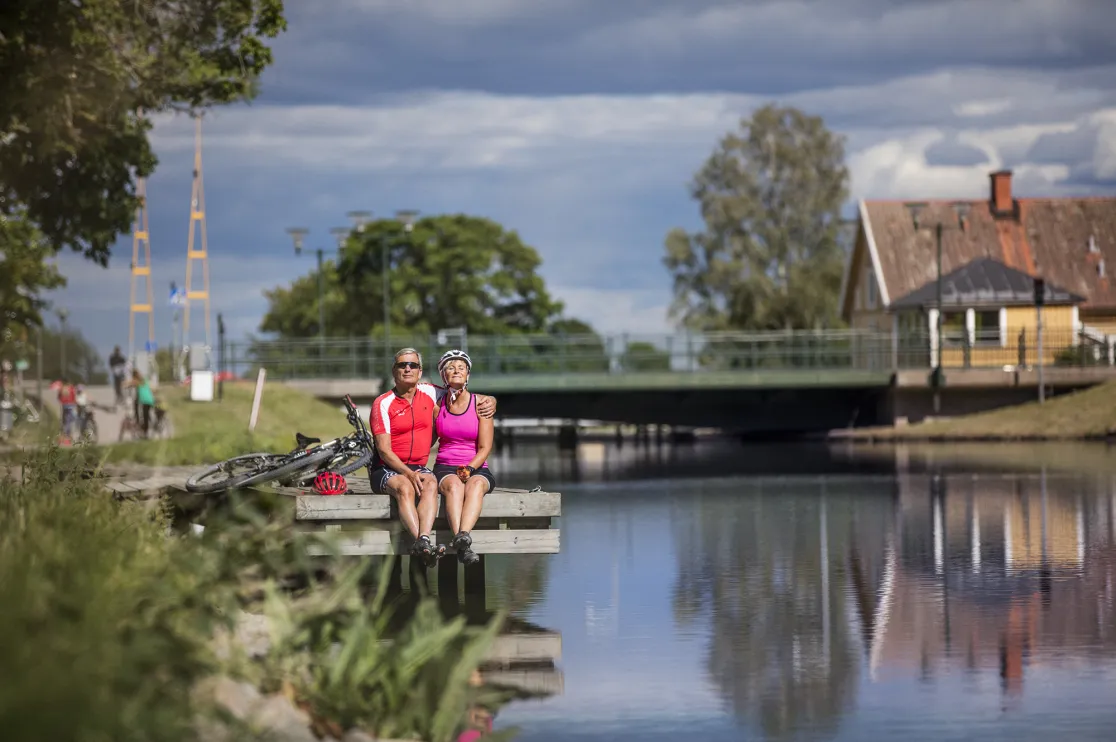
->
xmin=865 ymin=197 xmax=1116 ymax=309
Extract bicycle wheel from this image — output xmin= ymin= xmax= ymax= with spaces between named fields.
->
xmin=237 ymin=445 xmax=338 ymax=489
xmin=185 ymin=453 xmax=288 ymax=494
xmin=290 ymin=449 xmax=372 ymax=486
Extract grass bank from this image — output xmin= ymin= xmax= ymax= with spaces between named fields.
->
xmin=0 ymin=448 xmax=515 ymax=742
xmin=841 ymin=379 xmax=1116 ymax=441
xmin=106 ymin=381 xmax=356 ymax=466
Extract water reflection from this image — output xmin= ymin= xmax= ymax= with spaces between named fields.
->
xmin=475 ymin=440 xmax=1116 ymax=740
xmin=672 ymin=470 xmax=1116 ymax=739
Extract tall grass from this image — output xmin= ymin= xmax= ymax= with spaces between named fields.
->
xmin=0 ymin=447 xmax=517 ymax=741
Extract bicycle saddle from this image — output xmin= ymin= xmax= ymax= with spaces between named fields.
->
xmin=294 ymin=432 xmax=321 ymax=448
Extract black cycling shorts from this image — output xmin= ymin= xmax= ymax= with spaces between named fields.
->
xmin=432 ymin=464 xmax=495 ymax=494
xmin=369 ymin=464 xmax=434 ymax=495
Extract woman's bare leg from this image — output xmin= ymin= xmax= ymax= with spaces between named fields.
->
xmin=460 ymin=475 xmax=489 ymax=534
xmin=440 ymin=476 xmax=465 ymax=534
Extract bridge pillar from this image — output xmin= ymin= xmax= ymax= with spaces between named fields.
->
xmin=557 ymin=424 xmax=579 ymax=450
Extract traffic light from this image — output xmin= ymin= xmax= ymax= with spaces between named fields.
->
xmin=1033 ymin=276 xmax=1045 ymax=307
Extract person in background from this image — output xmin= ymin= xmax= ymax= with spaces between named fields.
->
xmin=126 ymin=370 xmax=156 ymax=438
xmin=108 ymin=346 xmax=127 ymax=407
xmin=57 ymin=377 xmax=77 ymax=440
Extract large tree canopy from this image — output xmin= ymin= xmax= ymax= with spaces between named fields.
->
xmin=0 ymin=0 xmax=287 ymax=337
xmin=260 ymin=214 xmax=566 ymax=339
xmin=663 ymin=104 xmax=850 ymax=332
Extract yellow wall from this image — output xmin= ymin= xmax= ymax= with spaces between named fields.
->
xmin=939 ymin=305 xmax=1077 ymax=368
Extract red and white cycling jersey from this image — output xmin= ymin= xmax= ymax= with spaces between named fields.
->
xmin=370 ymin=384 xmax=446 ymax=466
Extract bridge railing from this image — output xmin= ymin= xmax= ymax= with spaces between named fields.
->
xmin=221 ymin=327 xmax=1106 ymax=380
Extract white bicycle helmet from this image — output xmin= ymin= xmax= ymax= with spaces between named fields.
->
xmin=437 ymin=349 xmax=472 ymax=375
xmin=438 ymin=349 xmax=472 ymax=402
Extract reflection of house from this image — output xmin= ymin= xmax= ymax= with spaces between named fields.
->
xmin=840 ymin=169 xmax=1116 ymax=367
xmin=863 ymin=474 xmax=1115 ymax=694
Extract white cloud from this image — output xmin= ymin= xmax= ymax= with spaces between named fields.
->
xmin=553 ymin=287 xmax=673 ymax=336
xmin=47 ymin=63 xmax=1116 ymax=359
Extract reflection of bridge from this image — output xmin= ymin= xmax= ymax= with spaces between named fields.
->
xmin=228 ymin=331 xmax=1116 ymax=431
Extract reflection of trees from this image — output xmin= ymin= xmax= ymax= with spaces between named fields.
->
xmin=672 ymin=490 xmax=877 ymax=740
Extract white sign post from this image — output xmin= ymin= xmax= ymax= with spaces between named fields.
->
xmin=248 ymin=368 xmax=267 ymax=432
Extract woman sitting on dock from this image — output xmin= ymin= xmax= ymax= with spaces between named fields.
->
xmin=434 ymin=349 xmax=495 ymax=566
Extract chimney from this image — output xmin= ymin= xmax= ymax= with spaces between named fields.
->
xmin=990 ymin=170 xmax=1014 ymax=217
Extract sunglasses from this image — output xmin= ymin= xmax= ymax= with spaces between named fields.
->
xmin=394 ymin=361 xmax=421 ymax=370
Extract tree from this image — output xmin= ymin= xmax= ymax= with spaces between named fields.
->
xmin=0 ymin=213 xmax=64 ymax=344
xmin=663 ymin=104 xmax=849 ymax=332
xmin=0 ymin=323 xmax=107 ymax=386
xmin=261 ymin=214 xmax=565 ymax=339
xmin=621 ymin=341 xmax=671 ymax=372
xmin=0 ymin=0 xmax=287 ymax=328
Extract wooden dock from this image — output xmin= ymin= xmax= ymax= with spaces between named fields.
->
xmin=97 ymin=468 xmax=565 ymax=697
xmin=288 ymin=482 xmax=562 ymax=557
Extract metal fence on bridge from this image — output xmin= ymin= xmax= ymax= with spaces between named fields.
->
xmin=219 ymin=327 xmax=1111 ymax=380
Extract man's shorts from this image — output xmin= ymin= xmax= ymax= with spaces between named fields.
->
xmin=369 ymin=464 xmax=434 ymax=495
xmin=432 ymin=464 xmax=495 ymax=494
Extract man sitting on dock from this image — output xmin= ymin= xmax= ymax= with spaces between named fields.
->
xmin=369 ymin=347 xmax=496 ymax=566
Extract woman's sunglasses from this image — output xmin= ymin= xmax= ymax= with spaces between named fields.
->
xmin=394 ymin=361 xmax=421 ymax=370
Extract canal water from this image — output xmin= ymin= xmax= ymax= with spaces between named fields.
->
xmin=477 ymin=437 xmax=1116 ymax=741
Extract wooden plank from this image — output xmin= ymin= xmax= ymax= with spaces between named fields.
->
xmin=305 ymin=528 xmax=560 ymax=556
xmin=103 ymin=481 xmax=141 ymax=496
xmin=482 ymin=669 xmax=564 ymax=696
xmin=486 ymin=633 xmax=562 ymax=663
xmin=295 ymin=490 xmax=561 ymax=521
xmin=297 ymin=494 xmax=390 ymax=520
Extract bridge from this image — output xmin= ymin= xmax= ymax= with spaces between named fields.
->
xmin=219 ymin=329 xmax=1116 ymax=433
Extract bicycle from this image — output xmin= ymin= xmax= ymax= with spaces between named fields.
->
xmin=76 ymin=405 xmax=98 ymax=444
xmin=184 ymin=395 xmax=374 ymax=495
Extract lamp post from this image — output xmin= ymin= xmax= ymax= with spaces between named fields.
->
xmin=904 ymin=201 xmax=971 ymax=415
xmin=286 ymin=226 xmax=351 ymax=361
xmin=347 ymin=209 xmax=417 ymax=359
xmin=56 ymin=307 xmax=69 ymax=380
xmin=1034 ymin=275 xmax=1046 ymax=403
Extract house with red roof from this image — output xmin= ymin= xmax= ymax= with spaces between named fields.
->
xmin=840 ymin=170 xmax=1116 ymax=368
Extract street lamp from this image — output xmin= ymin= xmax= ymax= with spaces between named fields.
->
xmin=55 ymin=307 xmax=69 ymax=380
xmin=285 ymin=226 xmax=352 ymax=357
xmin=904 ymin=201 xmax=971 ymax=415
xmin=347 ymin=210 xmax=418 ymax=357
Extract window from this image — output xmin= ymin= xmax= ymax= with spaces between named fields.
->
xmin=941 ymin=311 xmax=966 ymax=346
xmin=865 ymin=269 xmax=878 ymax=310
xmin=973 ymin=310 xmax=1001 ymax=346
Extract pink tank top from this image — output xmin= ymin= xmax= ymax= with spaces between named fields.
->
xmin=435 ymin=394 xmax=488 ymax=469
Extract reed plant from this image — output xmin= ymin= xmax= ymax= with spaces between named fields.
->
xmin=0 ymin=447 xmax=517 ymax=742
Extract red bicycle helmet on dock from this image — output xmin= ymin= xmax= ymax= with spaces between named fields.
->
xmin=312 ymin=471 xmax=348 ymax=496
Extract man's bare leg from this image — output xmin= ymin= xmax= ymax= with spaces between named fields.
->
xmin=416 ymin=473 xmax=439 ymax=537
xmin=386 ymin=476 xmax=421 ymax=538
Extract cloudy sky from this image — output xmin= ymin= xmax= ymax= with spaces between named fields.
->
xmin=48 ymin=0 xmax=1116 ymax=359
